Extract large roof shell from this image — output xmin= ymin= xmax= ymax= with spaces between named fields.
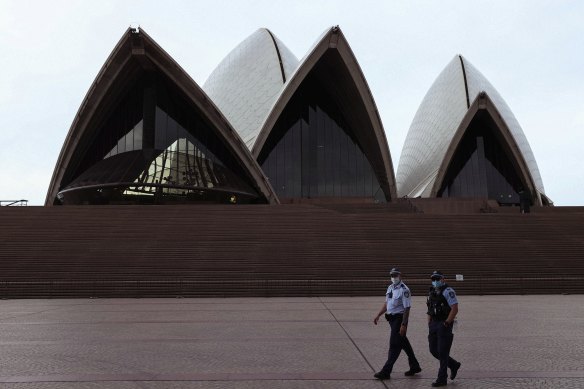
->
xmin=46 ymin=28 xmax=279 ymax=205
xmin=252 ymin=26 xmax=397 ymax=201
xmin=396 ymin=55 xmax=545 ymax=199
xmin=203 ymin=29 xmax=298 ymax=149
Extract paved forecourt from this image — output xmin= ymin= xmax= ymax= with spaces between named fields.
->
xmin=0 ymin=295 xmax=583 ymax=388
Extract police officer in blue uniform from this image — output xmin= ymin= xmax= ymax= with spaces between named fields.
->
xmin=427 ymin=270 xmax=462 ymax=387
xmin=373 ymin=267 xmax=421 ymax=380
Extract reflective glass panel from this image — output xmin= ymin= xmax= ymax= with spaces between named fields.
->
xmin=258 ymin=74 xmax=383 ymax=201
xmin=438 ymin=112 xmax=525 ymax=204
xmin=61 ymin=73 xmax=260 ymax=204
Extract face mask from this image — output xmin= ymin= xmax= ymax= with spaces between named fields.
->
xmin=391 ymin=277 xmax=401 ymax=285
xmin=432 ymin=280 xmax=443 ymax=288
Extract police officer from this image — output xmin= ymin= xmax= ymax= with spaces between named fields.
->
xmin=427 ymin=270 xmax=462 ymax=387
xmin=373 ymin=267 xmax=421 ymax=380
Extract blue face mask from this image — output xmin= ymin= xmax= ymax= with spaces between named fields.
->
xmin=432 ymin=280 xmax=443 ymax=288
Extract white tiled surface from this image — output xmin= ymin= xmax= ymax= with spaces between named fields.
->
xmin=204 ymin=29 xmax=299 ymax=150
xmin=397 ymin=56 xmax=469 ymax=197
xmin=396 ymin=55 xmax=545 ymax=197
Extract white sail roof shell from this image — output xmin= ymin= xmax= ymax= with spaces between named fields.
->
xmin=396 ymin=55 xmax=545 ymax=197
xmin=203 ymin=29 xmax=298 ymax=149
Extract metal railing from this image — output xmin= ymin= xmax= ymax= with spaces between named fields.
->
xmin=0 ymin=200 xmax=28 ymax=206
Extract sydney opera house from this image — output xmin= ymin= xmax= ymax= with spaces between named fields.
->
xmin=47 ymin=26 xmax=396 ymax=206
xmin=46 ymin=26 xmax=548 ymax=208
xmin=2 ymin=26 xmax=583 ymax=298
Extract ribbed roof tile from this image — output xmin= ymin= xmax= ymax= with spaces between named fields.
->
xmin=397 ymin=55 xmax=545 ymax=197
xmin=203 ymin=29 xmax=299 ymax=149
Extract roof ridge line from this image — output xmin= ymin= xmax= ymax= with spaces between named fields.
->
xmin=458 ymin=55 xmax=471 ymax=109
xmin=265 ymin=29 xmax=286 ymax=83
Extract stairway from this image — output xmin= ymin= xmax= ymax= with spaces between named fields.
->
xmin=1 ymin=204 xmax=583 ymax=298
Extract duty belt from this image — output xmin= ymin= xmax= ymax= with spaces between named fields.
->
xmin=385 ymin=313 xmax=403 ymax=322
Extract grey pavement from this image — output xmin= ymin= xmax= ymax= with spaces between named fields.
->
xmin=0 ymin=295 xmax=583 ymax=388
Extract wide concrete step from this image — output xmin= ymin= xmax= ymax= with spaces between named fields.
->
xmin=1 ymin=204 xmax=583 ymax=297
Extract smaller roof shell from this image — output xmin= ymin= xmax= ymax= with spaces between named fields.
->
xmin=203 ymin=29 xmax=299 ymax=149
xmin=397 ymin=55 xmax=545 ymax=199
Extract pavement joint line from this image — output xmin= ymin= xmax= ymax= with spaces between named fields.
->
xmin=0 ymin=373 xmax=391 ymax=383
xmin=317 ymin=297 xmax=389 ymax=389
xmin=0 ymin=320 xmax=348 ymax=325
xmin=10 ymin=309 xmax=334 ymax=313
xmin=2 ymin=371 xmax=584 ymax=383
xmin=0 ymin=302 xmax=89 ymax=321
xmin=0 ymin=337 xmax=368 ymax=345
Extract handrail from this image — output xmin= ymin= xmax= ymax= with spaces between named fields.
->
xmin=0 ymin=200 xmax=28 ymax=206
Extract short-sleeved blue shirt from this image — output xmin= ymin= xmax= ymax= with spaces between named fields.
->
xmin=442 ymin=286 xmax=458 ymax=306
xmin=386 ymin=281 xmax=412 ymax=314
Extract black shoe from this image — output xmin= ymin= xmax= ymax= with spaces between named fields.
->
xmin=404 ymin=366 xmax=422 ymax=376
xmin=374 ymin=371 xmax=391 ymax=380
xmin=431 ymin=381 xmax=447 ymax=387
xmin=450 ymin=361 xmax=461 ymax=380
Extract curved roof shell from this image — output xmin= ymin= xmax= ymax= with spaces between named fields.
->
xmin=252 ymin=26 xmax=397 ymax=201
xmin=46 ymin=28 xmax=279 ymax=205
xmin=203 ymin=29 xmax=298 ymax=149
xmin=396 ymin=55 xmax=545 ymax=200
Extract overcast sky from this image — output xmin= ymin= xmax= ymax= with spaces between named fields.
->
xmin=1 ymin=0 xmax=582 ymax=205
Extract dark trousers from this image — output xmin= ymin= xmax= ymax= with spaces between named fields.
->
xmin=381 ymin=314 xmax=420 ymax=374
xmin=428 ymin=320 xmax=459 ymax=382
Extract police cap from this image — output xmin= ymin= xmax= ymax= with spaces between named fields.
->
xmin=430 ymin=270 xmax=444 ymax=280
xmin=390 ymin=267 xmax=401 ymax=276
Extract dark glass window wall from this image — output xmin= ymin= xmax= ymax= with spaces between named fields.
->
xmin=258 ymin=74 xmax=383 ymax=201
xmin=60 ymin=73 xmax=259 ymax=204
xmin=438 ymin=113 xmax=525 ymax=204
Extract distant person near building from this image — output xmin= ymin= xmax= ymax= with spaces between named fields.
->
xmin=426 ymin=270 xmax=462 ymax=387
xmin=373 ymin=267 xmax=421 ymax=380
xmin=519 ymin=189 xmax=531 ymax=213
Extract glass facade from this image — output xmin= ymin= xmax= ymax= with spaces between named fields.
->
xmin=438 ymin=113 xmax=525 ymax=204
xmin=464 ymin=58 xmax=544 ymax=194
xmin=59 ymin=73 xmax=260 ymax=204
xmin=258 ymin=73 xmax=383 ymax=201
